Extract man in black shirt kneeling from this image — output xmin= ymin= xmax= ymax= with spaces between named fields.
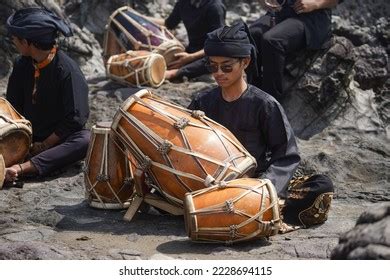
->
xmin=4 ymin=7 xmax=90 ymax=185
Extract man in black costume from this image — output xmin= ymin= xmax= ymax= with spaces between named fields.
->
xmin=4 ymin=7 xmax=90 ymax=184
xmin=250 ymin=0 xmax=342 ymax=101
xmin=151 ymin=0 xmax=226 ymax=80
xmin=189 ymin=22 xmax=334 ymax=227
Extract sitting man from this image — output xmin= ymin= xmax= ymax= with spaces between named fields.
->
xmin=4 ymin=7 xmax=90 ymax=185
xmin=189 ymin=22 xmax=334 ymax=227
xmin=150 ymin=0 xmax=226 ymax=80
xmin=249 ymin=0 xmax=342 ymax=101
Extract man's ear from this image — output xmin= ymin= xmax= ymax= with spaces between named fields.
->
xmin=242 ymin=57 xmax=251 ymax=69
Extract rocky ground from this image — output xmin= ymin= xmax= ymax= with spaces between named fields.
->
xmin=0 ymin=0 xmax=389 ymax=260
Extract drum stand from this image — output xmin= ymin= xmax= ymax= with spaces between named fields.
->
xmin=123 ymin=169 xmax=183 ymax=221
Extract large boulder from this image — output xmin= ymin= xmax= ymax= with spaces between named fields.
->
xmin=331 ymin=202 xmax=390 ymax=259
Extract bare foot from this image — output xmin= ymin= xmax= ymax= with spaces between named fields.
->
xmin=4 ymin=166 xmax=18 ymax=183
xmin=165 ymin=69 xmax=179 ymax=80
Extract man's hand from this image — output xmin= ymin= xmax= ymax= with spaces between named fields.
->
xmin=293 ymin=0 xmax=319 ymax=14
xmin=293 ymin=0 xmax=338 ymax=14
xmin=30 ymin=142 xmax=48 ymax=156
xmin=168 ymin=52 xmax=194 ymax=69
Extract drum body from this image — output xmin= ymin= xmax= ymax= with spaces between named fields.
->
xmin=111 ymin=89 xmax=257 ymax=206
xmin=0 ymin=98 xmax=32 ymax=167
xmin=84 ymin=122 xmax=136 ymax=209
xmin=184 ymin=178 xmax=281 ymax=244
xmin=107 ymin=50 xmax=166 ymax=88
xmin=103 ymin=6 xmax=185 ymax=65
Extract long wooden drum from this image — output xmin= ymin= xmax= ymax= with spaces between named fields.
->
xmin=84 ymin=122 xmax=136 ymax=209
xmin=184 ymin=178 xmax=281 ymax=244
xmin=103 ymin=6 xmax=185 ymax=66
xmin=111 ymin=89 xmax=257 ymax=206
xmin=107 ymin=50 xmax=166 ymax=88
xmin=0 ymin=97 xmax=32 ymax=167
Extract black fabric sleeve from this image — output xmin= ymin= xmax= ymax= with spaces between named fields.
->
xmin=187 ymin=96 xmax=200 ymax=110
xmin=259 ymin=100 xmax=301 ymax=198
xmin=165 ymin=1 xmax=181 ymax=30
xmin=206 ymin=3 xmax=226 ymax=32
xmin=54 ymin=71 xmax=89 ymax=139
xmin=6 ymin=59 xmax=24 ymax=113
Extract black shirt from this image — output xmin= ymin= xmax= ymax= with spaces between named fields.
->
xmin=6 ymin=50 xmax=89 ymax=142
xmin=165 ymin=0 xmax=226 ymax=53
xmin=188 ymin=85 xmax=301 ymax=198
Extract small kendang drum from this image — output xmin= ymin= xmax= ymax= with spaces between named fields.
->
xmin=111 ymin=89 xmax=257 ymax=207
xmin=84 ymin=122 xmax=136 ymax=209
xmin=106 ymin=50 xmax=166 ymax=88
xmin=184 ymin=178 xmax=281 ymax=244
xmin=0 ymin=97 xmax=32 ymax=167
xmin=103 ymin=6 xmax=185 ymax=65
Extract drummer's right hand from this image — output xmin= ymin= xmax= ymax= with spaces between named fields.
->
xmin=169 ymin=52 xmax=194 ymax=69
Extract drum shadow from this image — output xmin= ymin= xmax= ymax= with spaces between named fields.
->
xmin=156 ymin=238 xmax=272 ymax=256
xmin=54 ymin=201 xmax=186 ymax=237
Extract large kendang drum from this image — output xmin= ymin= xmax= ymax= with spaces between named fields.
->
xmin=0 ymin=97 xmax=32 ymax=167
xmin=103 ymin=6 xmax=185 ymax=66
xmin=111 ymin=89 xmax=257 ymax=207
xmin=84 ymin=122 xmax=136 ymax=209
xmin=106 ymin=50 xmax=166 ymax=88
xmin=184 ymin=178 xmax=281 ymax=244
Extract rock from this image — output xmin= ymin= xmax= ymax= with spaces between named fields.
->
xmin=352 ymin=45 xmax=388 ymax=90
xmin=283 ymin=36 xmax=355 ymax=139
xmin=0 ymin=241 xmax=75 ymax=259
xmin=331 ymin=202 xmax=390 ymax=259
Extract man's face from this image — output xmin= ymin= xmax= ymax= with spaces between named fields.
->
xmin=207 ymin=56 xmax=247 ymax=88
xmin=12 ymin=36 xmax=30 ymax=56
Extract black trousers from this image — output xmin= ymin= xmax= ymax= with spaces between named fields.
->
xmin=176 ymin=57 xmax=209 ymax=80
xmin=30 ymin=129 xmax=90 ymax=176
xmin=249 ymin=15 xmax=306 ymax=101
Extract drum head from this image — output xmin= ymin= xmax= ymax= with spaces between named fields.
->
xmin=147 ymin=54 xmax=166 ymax=87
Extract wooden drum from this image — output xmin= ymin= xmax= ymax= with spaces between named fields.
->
xmin=107 ymin=50 xmax=166 ymax=88
xmin=184 ymin=178 xmax=281 ymax=244
xmin=103 ymin=6 xmax=185 ymax=66
xmin=111 ymin=89 xmax=257 ymax=207
xmin=0 ymin=97 xmax=32 ymax=167
xmin=84 ymin=122 xmax=136 ymax=209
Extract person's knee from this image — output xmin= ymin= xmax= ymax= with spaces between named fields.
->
xmin=79 ymin=130 xmax=91 ymax=156
xmin=262 ymin=32 xmax=285 ymax=53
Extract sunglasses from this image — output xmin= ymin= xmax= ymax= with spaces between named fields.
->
xmin=205 ymin=59 xmax=240 ymax=73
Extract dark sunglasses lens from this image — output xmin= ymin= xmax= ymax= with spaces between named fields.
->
xmin=206 ymin=64 xmax=234 ymax=73
xmin=206 ymin=64 xmax=218 ymax=73
xmin=220 ymin=65 xmax=233 ymax=73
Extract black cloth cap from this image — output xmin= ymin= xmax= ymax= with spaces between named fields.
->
xmin=204 ymin=21 xmax=258 ymax=81
xmin=7 ymin=7 xmax=73 ymax=43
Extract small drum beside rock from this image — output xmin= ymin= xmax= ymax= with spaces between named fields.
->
xmin=184 ymin=178 xmax=282 ymax=244
xmin=111 ymin=89 xmax=257 ymax=207
xmin=103 ymin=6 xmax=185 ymax=66
xmin=0 ymin=97 xmax=32 ymax=167
xmin=84 ymin=122 xmax=136 ymax=209
xmin=107 ymin=50 xmax=166 ymax=88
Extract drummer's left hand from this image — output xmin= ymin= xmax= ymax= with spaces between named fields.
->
xmin=293 ymin=0 xmax=319 ymax=14
xmin=168 ymin=52 xmax=194 ymax=69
